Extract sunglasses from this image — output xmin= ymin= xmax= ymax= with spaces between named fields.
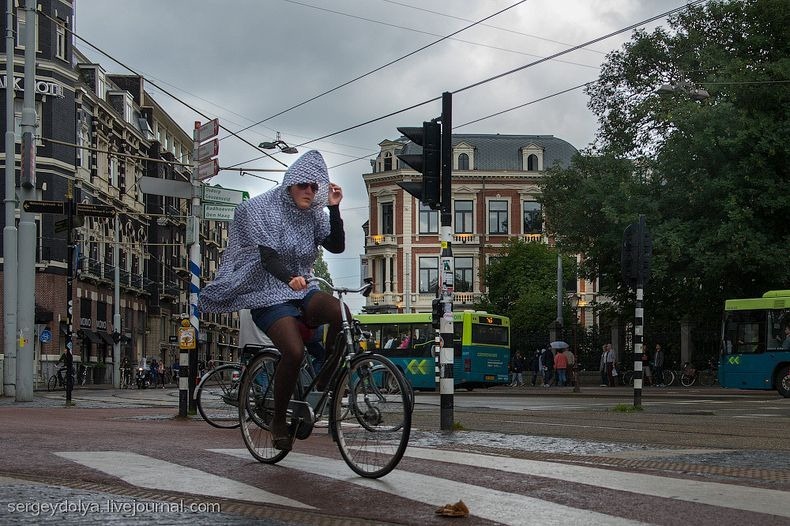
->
xmin=294 ymin=182 xmax=319 ymax=192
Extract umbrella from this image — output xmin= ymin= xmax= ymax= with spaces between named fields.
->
xmin=549 ymin=341 xmax=569 ymax=350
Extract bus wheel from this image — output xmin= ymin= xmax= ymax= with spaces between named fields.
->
xmin=777 ymin=366 xmax=790 ymax=398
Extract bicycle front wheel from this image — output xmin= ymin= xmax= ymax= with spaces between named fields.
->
xmin=238 ymin=351 xmax=289 ymax=464
xmin=47 ymin=375 xmax=57 ymax=391
xmin=662 ymin=370 xmax=675 ymax=386
xmin=699 ymin=370 xmax=715 ymax=387
xmin=680 ymin=373 xmax=696 ymax=387
xmin=331 ymin=354 xmax=411 ymax=478
xmin=196 ymin=364 xmax=242 ymax=429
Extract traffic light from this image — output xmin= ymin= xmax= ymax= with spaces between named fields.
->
xmin=397 ymin=121 xmax=441 ymax=209
xmin=431 ymin=298 xmax=443 ymax=329
xmin=621 ymin=218 xmax=652 ymax=288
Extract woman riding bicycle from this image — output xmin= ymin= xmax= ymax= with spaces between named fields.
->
xmin=199 ymin=150 xmax=346 ymax=452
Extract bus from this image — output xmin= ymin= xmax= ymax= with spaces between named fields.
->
xmin=355 ymin=311 xmax=510 ymax=390
xmin=720 ymin=290 xmax=790 ymax=397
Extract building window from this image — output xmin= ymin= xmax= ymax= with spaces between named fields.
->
xmin=55 ymin=22 xmax=66 ymax=59
xmin=383 ymin=152 xmax=392 ymax=172
xmin=488 ymin=200 xmax=508 ymax=234
xmin=454 ymin=200 xmax=473 ymax=234
xmin=419 ymin=257 xmax=438 ymax=293
xmin=109 ymin=156 xmax=118 ymax=187
xmin=527 ymin=154 xmax=539 ymax=171
xmin=458 ymin=153 xmax=469 ymax=170
xmin=523 ymin=201 xmax=543 ymax=234
xmin=381 ymin=202 xmax=393 ymax=235
xmin=419 ymin=202 xmax=438 ymax=234
xmin=455 ymin=257 xmax=473 ymax=293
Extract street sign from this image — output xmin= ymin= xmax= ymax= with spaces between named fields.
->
xmin=138 ymin=177 xmax=193 ymax=199
xmin=195 ymin=118 xmax=219 ymax=143
xmin=22 ymin=199 xmax=64 ymax=214
xmin=196 ymin=159 xmax=219 ymax=181
xmin=203 ymin=186 xmax=249 ymax=205
xmin=203 ymin=204 xmax=237 ymax=221
xmin=195 ymin=139 xmax=219 ymax=162
xmin=76 ymin=203 xmax=115 ymax=218
xmin=39 ymin=328 xmax=52 ymax=343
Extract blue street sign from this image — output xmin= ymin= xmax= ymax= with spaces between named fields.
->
xmin=39 ymin=328 xmax=52 ymax=343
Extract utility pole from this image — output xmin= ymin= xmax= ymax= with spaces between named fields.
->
xmin=113 ymin=216 xmax=121 ymax=388
xmin=3 ymin=0 xmax=18 ymax=397
xmin=16 ymin=0 xmax=37 ymax=401
xmin=64 ymin=182 xmax=75 ymax=403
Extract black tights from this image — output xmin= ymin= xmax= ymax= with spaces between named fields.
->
xmin=264 ymin=291 xmax=350 ymax=428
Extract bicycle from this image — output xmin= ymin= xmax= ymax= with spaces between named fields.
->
xmin=680 ymin=362 xmax=698 ymax=387
xmin=195 ymin=360 xmax=243 ymax=429
xmin=237 ymin=276 xmax=412 ymax=478
xmin=47 ymin=367 xmax=68 ymax=391
xmin=698 ymin=359 xmax=719 ymax=387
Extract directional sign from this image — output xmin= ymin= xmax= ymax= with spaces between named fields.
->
xmin=203 ymin=204 xmax=237 ymax=221
xmin=195 ymin=118 xmax=219 ymax=143
xmin=76 ymin=203 xmax=115 ymax=218
xmin=195 ymin=139 xmax=219 ymax=162
xmin=138 ymin=176 xmax=193 ymax=199
xmin=22 ymin=199 xmax=64 ymax=214
xmin=196 ymin=159 xmax=219 ymax=181
xmin=203 ymin=186 xmax=249 ymax=205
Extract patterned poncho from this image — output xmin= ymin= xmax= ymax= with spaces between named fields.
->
xmin=198 ymin=150 xmax=331 ymax=313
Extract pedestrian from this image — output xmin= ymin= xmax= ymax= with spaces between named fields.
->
xmin=199 ymin=150 xmax=347 ymax=452
xmin=653 ymin=343 xmax=665 ymax=387
xmin=157 ymin=360 xmax=166 ymax=388
xmin=541 ymin=348 xmax=554 ymax=387
xmin=150 ymin=359 xmax=159 ymax=386
xmin=510 ymin=352 xmax=525 ymax=387
xmin=564 ymin=348 xmax=576 ymax=387
xmin=641 ymin=346 xmax=652 ymax=386
xmin=553 ymin=347 xmax=568 ymax=386
xmin=599 ymin=345 xmax=608 ymax=386
xmin=530 ymin=350 xmax=541 ymax=386
xmin=604 ymin=343 xmax=616 ymax=387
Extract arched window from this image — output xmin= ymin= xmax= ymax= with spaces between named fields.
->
xmin=527 ymin=154 xmax=539 ymax=171
xmin=458 ymin=153 xmax=469 ymax=170
xmin=383 ymin=152 xmax=392 ymax=172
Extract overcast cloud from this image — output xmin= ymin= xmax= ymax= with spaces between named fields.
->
xmin=74 ymin=0 xmax=687 ymax=312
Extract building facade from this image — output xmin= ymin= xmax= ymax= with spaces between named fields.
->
xmin=0 ymin=2 xmax=234 ymax=388
xmin=362 ymin=133 xmax=598 ymax=326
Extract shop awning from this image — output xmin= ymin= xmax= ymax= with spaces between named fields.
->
xmin=98 ymin=332 xmax=115 ymax=346
xmin=80 ymin=330 xmax=103 ymax=345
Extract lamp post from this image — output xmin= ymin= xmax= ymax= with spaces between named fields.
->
xmin=259 ymin=133 xmax=299 ymax=154
xmin=655 ymin=80 xmax=710 ymax=101
xmin=569 ymin=293 xmax=581 ymax=393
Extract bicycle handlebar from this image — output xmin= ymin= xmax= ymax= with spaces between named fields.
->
xmin=307 ymin=275 xmax=373 ymax=297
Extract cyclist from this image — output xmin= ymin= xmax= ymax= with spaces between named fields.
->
xmin=199 ymin=150 xmax=346 ymax=451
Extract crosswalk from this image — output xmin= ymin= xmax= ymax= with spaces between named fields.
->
xmin=55 ymin=445 xmax=790 ymax=525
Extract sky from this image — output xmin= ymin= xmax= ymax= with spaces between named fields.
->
xmin=74 ymin=0 xmax=687 ymax=312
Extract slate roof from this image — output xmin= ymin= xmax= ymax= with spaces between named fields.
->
xmin=397 ymin=134 xmax=577 ymax=171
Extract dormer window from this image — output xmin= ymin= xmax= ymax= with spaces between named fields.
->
xmin=521 ymin=144 xmax=544 ymax=171
xmin=458 ymin=153 xmax=469 ymax=170
xmin=384 ymin=151 xmax=393 ymax=172
xmin=453 ymin=142 xmax=474 ymax=170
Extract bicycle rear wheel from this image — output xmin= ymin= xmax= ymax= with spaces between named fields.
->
xmin=196 ymin=364 xmax=242 ymax=429
xmin=47 ymin=375 xmax=57 ymax=391
xmin=238 ymin=351 xmax=290 ymax=464
xmin=699 ymin=370 xmax=715 ymax=387
xmin=331 ymin=353 xmax=411 ymax=478
xmin=662 ymin=370 xmax=675 ymax=386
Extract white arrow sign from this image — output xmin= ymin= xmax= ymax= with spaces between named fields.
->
xmin=195 ymin=139 xmax=219 ymax=162
xmin=196 ymin=159 xmax=219 ymax=181
xmin=195 ymin=119 xmax=219 ymax=143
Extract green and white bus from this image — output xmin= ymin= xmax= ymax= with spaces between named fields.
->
xmin=355 ymin=311 xmax=510 ymax=390
xmin=720 ymin=290 xmax=790 ymax=397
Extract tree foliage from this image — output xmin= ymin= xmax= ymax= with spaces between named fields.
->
xmin=312 ymin=248 xmax=333 ymax=292
xmin=476 ymin=239 xmax=576 ymax=353
xmin=541 ymin=0 xmax=790 ymax=323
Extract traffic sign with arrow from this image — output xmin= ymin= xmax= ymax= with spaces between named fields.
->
xmin=23 ymin=200 xmax=64 ymax=214
xmin=76 ymin=203 xmax=115 ymax=218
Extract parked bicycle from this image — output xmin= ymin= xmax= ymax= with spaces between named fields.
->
xmin=680 ymin=359 xmax=719 ymax=387
xmin=237 ymin=276 xmax=412 ymax=478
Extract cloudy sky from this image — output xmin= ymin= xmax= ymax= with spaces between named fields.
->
xmin=75 ymin=0 xmax=686 ymax=312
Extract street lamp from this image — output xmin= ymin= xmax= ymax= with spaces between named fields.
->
xmin=259 ymin=139 xmax=299 ymax=154
xmin=655 ymin=80 xmax=709 ymax=101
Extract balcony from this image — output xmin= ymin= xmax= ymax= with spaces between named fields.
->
xmin=366 ymin=234 xmax=397 ymax=247
xmin=522 ymin=233 xmax=546 ymax=243
xmin=453 ymin=233 xmax=479 ymax=245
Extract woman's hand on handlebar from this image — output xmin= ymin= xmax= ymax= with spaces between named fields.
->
xmin=288 ymin=276 xmax=308 ymax=291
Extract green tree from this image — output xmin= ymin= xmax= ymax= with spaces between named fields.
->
xmin=313 ymin=248 xmax=333 ymax=292
xmin=476 ymin=239 xmax=576 ymax=353
xmin=541 ymin=0 xmax=790 ymax=323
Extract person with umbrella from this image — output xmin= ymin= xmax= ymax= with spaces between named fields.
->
xmin=550 ymin=341 xmax=569 ymax=387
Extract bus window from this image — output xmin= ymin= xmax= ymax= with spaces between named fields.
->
xmin=723 ymin=310 xmax=766 ymax=354
xmin=410 ymin=323 xmax=434 ymax=355
xmin=471 ymin=324 xmax=509 ymax=346
xmin=768 ymin=309 xmax=790 ymax=350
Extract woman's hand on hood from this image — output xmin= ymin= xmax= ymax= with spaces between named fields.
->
xmin=328 ymin=183 xmax=342 ymax=206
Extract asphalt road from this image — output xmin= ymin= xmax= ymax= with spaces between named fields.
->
xmin=0 ymin=386 xmax=788 ymax=525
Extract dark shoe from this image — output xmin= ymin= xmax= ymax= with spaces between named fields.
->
xmin=271 ymin=421 xmax=293 ymax=451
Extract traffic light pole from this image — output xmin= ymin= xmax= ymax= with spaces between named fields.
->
xmin=632 ymin=214 xmax=646 ymax=408
xmin=438 ymin=92 xmax=454 ymax=431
